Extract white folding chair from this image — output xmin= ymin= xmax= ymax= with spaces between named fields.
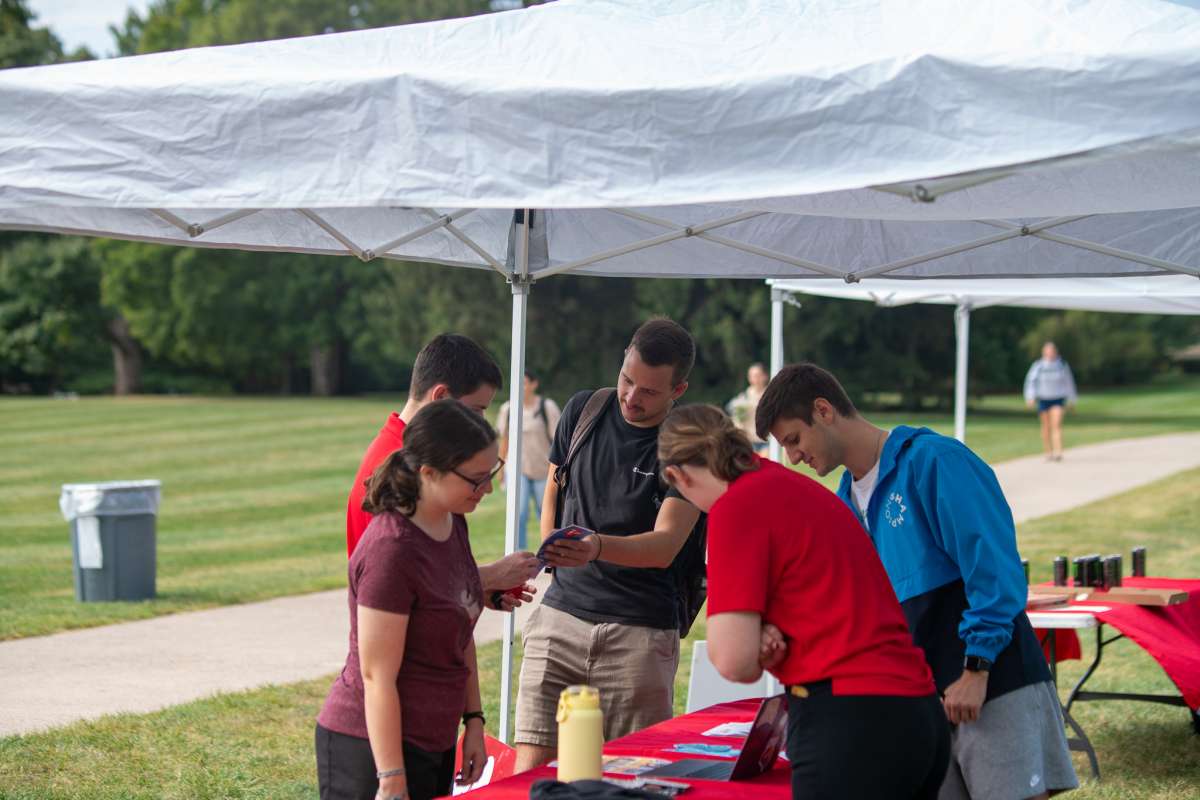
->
xmin=685 ymin=640 xmax=782 ymax=713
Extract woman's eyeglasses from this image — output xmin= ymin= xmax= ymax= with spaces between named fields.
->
xmin=452 ymin=458 xmax=505 ymax=492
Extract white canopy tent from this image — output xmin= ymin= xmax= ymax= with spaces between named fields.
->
xmin=766 ymin=276 xmax=1200 ymax=445
xmin=3 ymin=0 xmax=1200 ymax=739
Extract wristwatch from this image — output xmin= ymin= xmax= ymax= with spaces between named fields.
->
xmin=963 ymin=655 xmax=993 ymax=673
xmin=463 ymin=711 xmax=486 ymax=726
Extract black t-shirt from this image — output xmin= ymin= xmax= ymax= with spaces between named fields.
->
xmin=542 ymin=390 xmax=697 ymax=630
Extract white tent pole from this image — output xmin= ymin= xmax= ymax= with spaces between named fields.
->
xmin=953 ymin=303 xmax=971 ymax=443
xmin=769 ymin=287 xmax=786 ymax=463
xmin=499 ymin=209 xmax=531 ymax=743
xmin=763 ymin=285 xmax=786 ymax=699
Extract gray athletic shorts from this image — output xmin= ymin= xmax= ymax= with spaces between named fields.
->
xmin=939 ymin=680 xmax=1079 ymax=799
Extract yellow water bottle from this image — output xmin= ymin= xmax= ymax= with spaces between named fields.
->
xmin=556 ymin=685 xmax=603 ymax=782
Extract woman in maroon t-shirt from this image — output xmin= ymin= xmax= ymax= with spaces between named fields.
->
xmin=316 ymin=400 xmax=505 ymax=800
xmin=658 ymin=405 xmax=950 ymax=800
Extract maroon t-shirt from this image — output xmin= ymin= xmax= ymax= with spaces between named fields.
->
xmin=317 ymin=511 xmax=483 ymax=752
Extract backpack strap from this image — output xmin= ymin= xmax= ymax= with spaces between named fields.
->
xmin=554 ymin=388 xmax=615 ymax=491
xmin=537 ymin=396 xmax=551 ymax=444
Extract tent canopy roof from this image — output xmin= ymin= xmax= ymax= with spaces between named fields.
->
xmin=769 ymin=275 xmax=1200 ymax=315
xmin=2 ymin=0 xmax=1200 ymax=280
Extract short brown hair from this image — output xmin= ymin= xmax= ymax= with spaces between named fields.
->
xmin=659 ymin=405 xmax=759 ymax=483
xmin=628 ymin=318 xmax=695 ymax=386
xmin=755 ymin=363 xmax=857 ymax=440
xmin=410 ymin=334 xmax=503 ymax=401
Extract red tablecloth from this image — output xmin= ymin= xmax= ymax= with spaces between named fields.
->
xmin=1032 ymin=577 xmax=1200 ymax=711
xmin=458 ymin=699 xmax=791 ymax=799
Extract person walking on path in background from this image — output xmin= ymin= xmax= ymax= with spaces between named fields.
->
xmin=1024 ymin=341 xmax=1078 ymax=462
xmin=497 ymin=370 xmax=561 ymax=550
xmin=346 ymin=334 xmax=539 ymax=612
xmin=514 ymin=318 xmax=705 ymax=772
xmin=658 ymin=404 xmax=950 ymax=800
xmin=316 ymin=400 xmax=503 ymax=800
xmin=726 ymin=362 xmax=770 ymax=453
xmin=757 ymin=363 xmax=1077 ymax=800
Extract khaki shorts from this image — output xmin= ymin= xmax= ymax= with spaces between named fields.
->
xmin=515 ymin=604 xmax=680 ymax=748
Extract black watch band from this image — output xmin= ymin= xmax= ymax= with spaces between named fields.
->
xmin=489 ymin=590 xmax=504 ymax=609
xmin=462 ymin=711 xmax=485 ymax=726
xmin=964 ymin=655 xmax=993 ymax=673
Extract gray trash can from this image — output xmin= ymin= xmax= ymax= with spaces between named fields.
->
xmin=60 ymin=480 xmax=161 ymax=602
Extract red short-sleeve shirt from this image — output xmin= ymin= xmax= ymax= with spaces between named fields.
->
xmin=707 ymin=458 xmax=934 ymax=697
xmin=346 ymin=413 xmax=406 ymax=557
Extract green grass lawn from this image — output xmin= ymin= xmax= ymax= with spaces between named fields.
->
xmin=2 ymin=377 xmax=1196 ymax=641
xmin=3 ymin=466 xmax=1198 ymax=799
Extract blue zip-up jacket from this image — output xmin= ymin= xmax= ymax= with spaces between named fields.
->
xmin=838 ymin=426 xmax=1049 ymax=697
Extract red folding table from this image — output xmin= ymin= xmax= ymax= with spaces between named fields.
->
xmin=1029 ymin=576 xmax=1200 ymax=779
xmin=454 ymin=699 xmax=790 ymax=799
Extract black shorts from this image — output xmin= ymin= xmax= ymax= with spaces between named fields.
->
xmin=315 ymin=723 xmax=454 ymax=800
xmin=785 ymin=682 xmax=950 ymax=800
xmin=1037 ymin=397 xmax=1066 ymax=412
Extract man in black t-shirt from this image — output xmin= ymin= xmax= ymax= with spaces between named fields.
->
xmin=513 ymin=318 xmax=703 ymax=772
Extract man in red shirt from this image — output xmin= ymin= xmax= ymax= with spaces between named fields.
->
xmin=347 ymin=334 xmax=540 ymax=604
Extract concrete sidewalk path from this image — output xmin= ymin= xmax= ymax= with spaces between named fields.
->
xmin=0 ymin=572 xmax=551 ymax=737
xmin=992 ymin=432 xmax=1200 ymax=525
xmin=4 ymin=431 xmax=1200 ymax=737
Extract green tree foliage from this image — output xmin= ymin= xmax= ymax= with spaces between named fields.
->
xmin=0 ymin=0 xmax=90 ymax=68
xmin=0 ymin=237 xmax=110 ymax=392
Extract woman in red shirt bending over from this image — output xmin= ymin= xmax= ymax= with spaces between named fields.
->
xmin=658 ymin=405 xmax=950 ymax=800
xmin=316 ymin=399 xmax=504 ymax=800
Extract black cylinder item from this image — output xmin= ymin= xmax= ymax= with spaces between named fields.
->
xmin=1102 ymin=556 xmax=1120 ymax=590
xmin=1132 ymin=546 xmax=1147 ymax=577
xmin=1053 ymin=557 xmax=1068 ymax=587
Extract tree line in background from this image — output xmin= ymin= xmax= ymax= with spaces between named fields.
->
xmin=3 ymin=0 xmax=1197 ymax=407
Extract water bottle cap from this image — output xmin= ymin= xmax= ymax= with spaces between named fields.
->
xmin=556 ymin=685 xmax=600 ymax=722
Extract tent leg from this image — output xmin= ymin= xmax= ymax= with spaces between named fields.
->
xmin=769 ymin=288 xmax=786 ymax=464
xmin=499 ymin=221 xmax=531 ymax=744
xmin=954 ymin=304 xmax=971 ymax=443
xmin=764 ymin=288 xmax=790 ymax=697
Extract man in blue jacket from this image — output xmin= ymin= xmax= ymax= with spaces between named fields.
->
xmin=756 ymin=363 xmax=1077 ymax=800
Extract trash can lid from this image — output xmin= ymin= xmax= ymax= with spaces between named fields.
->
xmin=61 ymin=479 xmax=162 ymax=492
xmin=60 ymin=480 xmax=162 ymax=521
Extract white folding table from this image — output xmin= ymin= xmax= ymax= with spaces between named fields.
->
xmin=1027 ymin=608 xmax=1103 ymax=779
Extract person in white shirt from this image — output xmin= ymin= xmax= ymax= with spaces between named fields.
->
xmin=726 ymin=362 xmax=770 ymax=453
xmin=497 ymin=370 xmax=562 ymax=549
xmin=1022 ymin=342 xmax=1078 ymax=462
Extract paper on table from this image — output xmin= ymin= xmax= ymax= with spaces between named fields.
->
xmin=451 ymin=756 xmax=495 ymax=795
xmin=702 ymin=722 xmax=752 ymax=738
xmin=77 ymin=516 xmax=102 ymax=569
